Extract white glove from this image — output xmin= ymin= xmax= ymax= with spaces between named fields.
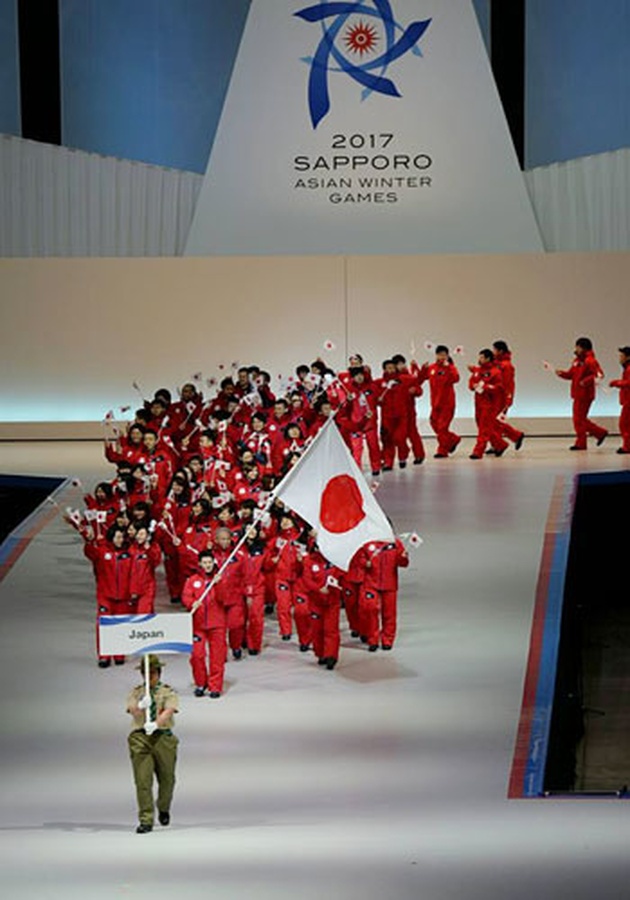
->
xmin=137 ymin=696 xmax=151 ymax=710
xmin=144 ymin=721 xmax=158 ymax=736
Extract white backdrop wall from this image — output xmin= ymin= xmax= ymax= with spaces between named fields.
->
xmin=0 ymin=253 xmax=628 ymax=435
xmin=1 ymin=134 xmax=629 ymax=257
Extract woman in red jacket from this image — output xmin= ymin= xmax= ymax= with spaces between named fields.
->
xmin=264 ymin=512 xmax=303 ymax=641
xmin=129 ymin=526 xmax=161 ymax=614
xmin=83 ymin=524 xmax=132 ymax=667
xmin=416 ymin=346 xmax=461 ymax=458
xmin=302 ymin=546 xmax=343 ymax=670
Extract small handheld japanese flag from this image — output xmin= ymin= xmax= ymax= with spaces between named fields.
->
xmin=273 ymin=419 xmax=393 ymax=571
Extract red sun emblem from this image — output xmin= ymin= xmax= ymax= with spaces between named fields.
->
xmin=320 ymin=474 xmax=366 ymax=534
xmin=344 ymin=21 xmax=379 ymax=56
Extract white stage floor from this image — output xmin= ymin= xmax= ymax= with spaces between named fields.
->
xmin=1 ymin=438 xmax=629 ymax=900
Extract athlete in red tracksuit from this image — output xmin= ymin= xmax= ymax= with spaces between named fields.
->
xmin=415 ymin=346 xmax=461 ymax=457
xmin=337 ymin=367 xmax=382 ymax=476
xmin=492 ymin=341 xmax=525 ymax=451
xmin=264 ymin=513 xmax=303 ymax=641
xmin=83 ymin=525 xmax=132 ymax=667
xmin=355 ymin=539 xmax=409 ymax=650
xmin=377 ymin=360 xmax=411 ymax=470
xmin=181 ymin=551 xmax=226 ymax=698
xmin=555 ymin=337 xmax=608 ymax=450
xmin=212 ymin=527 xmax=247 ymax=659
xmin=242 ymin=527 xmax=268 ymax=654
xmin=393 ymin=354 xmax=425 ymax=464
xmin=609 ymin=346 xmax=630 ymax=454
xmin=468 ymin=350 xmax=509 ymax=459
xmin=302 ymin=548 xmax=343 ymax=669
xmin=128 ymin=527 xmax=161 ymax=614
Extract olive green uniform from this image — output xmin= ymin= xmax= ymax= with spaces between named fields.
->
xmin=127 ymin=682 xmax=179 ymax=827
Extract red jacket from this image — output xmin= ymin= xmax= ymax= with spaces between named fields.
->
xmin=355 ymin=539 xmax=409 ymax=591
xmin=494 ymin=352 xmax=516 ymax=409
xmin=182 ymin=571 xmax=226 ymax=630
xmin=376 ymin=373 xmax=415 ymax=421
xmin=557 ymin=351 xmax=603 ymax=402
xmin=84 ymin=541 xmax=132 ymax=600
xmin=417 ymin=361 xmax=459 ymax=411
xmin=212 ymin=545 xmax=246 ymax=608
xmin=265 ymin=530 xmax=302 ymax=583
xmin=611 ymin=360 xmax=630 ymax=406
xmin=129 ymin=541 xmax=161 ymax=597
xmin=468 ymin=362 xmax=503 ymax=408
xmin=302 ymin=550 xmax=343 ymax=603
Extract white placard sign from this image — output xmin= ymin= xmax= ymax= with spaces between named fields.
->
xmin=98 ymin=613 xmax=193 ymax=656
xmin=185 ymin=0 xmax=542 ymax=255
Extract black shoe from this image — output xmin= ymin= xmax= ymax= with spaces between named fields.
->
xmin=381 ymin=644 xmax=393 ymax=651
xmin=434 ymin=453 xmax=447 ymax=458
xmin=413 ymin=457 xmax=424 ymax=465
xmin=318 ymin=657 xmax=327 ymax=666
xmin=382 ymin=465 xmax=393 ymax=472
xmin=569 ymin=445 xmax=586 ymax=451
xmin=360 ymin=635 xmax=368 ymax=644
xmin=368 ymin=644 xmax=378 ymax=652
xmin=114 ymin=658 xmax=125 ymax=666
xmin=209 ymin=691 xmax=221 ymax=699
xmin=136 ymin=823 xmax=152 ymax=834
xmin=248 ymin=648 xmax=259 ymax=656
xmin=494 ymin=448 xmax=506 ymax=458
xmin=597 ymin=432 xmax=608 ymax=447
xmin=158 ymin=810 xmax=170 ymax=827
xmin=617 ymin=448 xmax=630 ymax=454
xmin=484 ymin=449 xmax=496 ymax=456
xmin=264 ymin=603 xmax=274 ymax=615
xmin=399 ymin=461 xmax=407 ymax=469
xmin=350 ymin=630 xmax=360 ymax=638
xmin=97 ymin=659 xmax=111 ymax=669
xmin=371 ymin=470 xmax=381 ymax=476
xmin=299 ymin=643 xmax=310 ymax=652
xmin=194 ymin=686 xmax=206 ymax=697
xmin=170 ymin=597 xmax=181 ymax=605
xmin=325 ymin=658 xmax=337 ymax=670
xmin=515 ymin=433 xmax=525 ymax=451
xmin=281 ymin=634 xmax=292 ymax=641
xmin=449 ymin=437 xmax=461 ymax=454
xmin=469 ymin=454 xmax=482 ymax=460
xmin=232 ymin=648 xmax=242 ymax=660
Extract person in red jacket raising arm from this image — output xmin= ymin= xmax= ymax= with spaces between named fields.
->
xmin=181 ymin=550 xmax=227 ymax=699
xmin=555 ymin=337 xmax=608 ymax=450
xmin=609 ymin=345 xmax=630 ymax=454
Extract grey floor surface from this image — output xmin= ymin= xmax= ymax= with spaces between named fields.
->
xmin=1 ymin=437 xmax=629 ymax=900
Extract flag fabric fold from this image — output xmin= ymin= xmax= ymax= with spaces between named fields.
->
xmin=272 ymin=418 xmax=394 ymax=570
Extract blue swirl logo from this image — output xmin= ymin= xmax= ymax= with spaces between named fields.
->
xmin=295 ymin=1 xmax=431 ymax=128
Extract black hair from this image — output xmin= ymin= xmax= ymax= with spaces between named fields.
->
xmin=95 ymin=481 xmax=114 ymax=499
xmin=220 ymin=376 xmax=235 ymax=390
xmin=479 ymin=348 xmax=494 ymax=362
xmin=492 ymin=340 xmax=509 ymax=354
xmin=296 ymin=364 xmax=310 ymax=377
xmin=252 ymin=411 xmax=267 ymax=424
xmin=391 ymin=353 xmax=406 ymax=365
xmin=382 ymin=358 xmax=394 ymax=369
xmin=198 ymin=549 xmax=214 ymax=562
xmin=154 ymin=388 xmax=172 ymax=404
xmin=576 ymin=337 xmax=593 ymax=351
xmin=435 ymin=345 xmax=449 ymax=355
xmin=106 ymin=524 xmax=127 ymax=544
xmin=349 ymin=366 xmax=365 ymax=378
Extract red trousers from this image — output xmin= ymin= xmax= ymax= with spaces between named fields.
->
xmin=472 ymin=406 xmax=508 ymax=457
xmin=407 ymin=415 xmax=425 ymax=461
xmin=430 ymin=406 xmax=459 ymax=455
xmin=191 ymin=626 xmax=226 ymax=693
xmin=620 ymin=404 xmax=630 ymax=451
xmin=360 ymin=587 xmax=398 ymax=647
xmin=342 ymin=583 xmax=362 ymax=633
xmin=130 ymin=590 xmax=155 ymax=615
xmin=293 ymin=592 xmax=313 ymax=647
xmin=381 ymin=418 xmax=409 ymax=467
xmin=246 ymin=588 xmax=265 ymax=652
xmin=310 ymin=595 xmax=340 ymax=661
xmin=572 ymin=398 xmax=607 ymax=448
xmin=348 ymin=430 xmax=381 ymax=473
xmin=275 ymin=579 xmax=295 ymax=638
xmin=163 ymin=553 xmax=181 ymax=600
xmin=225 ymin=599 xmax=247 ymax=652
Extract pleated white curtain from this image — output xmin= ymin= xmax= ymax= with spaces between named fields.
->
xmin=0 ymin=134 xmax=202 ymax=256
xmin=524 ymin=148 xmax=630 ymax=252
xmin=1 ymin=133 xmax=629 ymax=256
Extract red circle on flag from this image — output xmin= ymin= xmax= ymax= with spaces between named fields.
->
xmin=320 ymin=475 xmax=366 ymax=533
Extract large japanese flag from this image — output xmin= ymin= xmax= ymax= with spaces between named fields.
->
xmin=273 ymin=418 xmax=394 ymax=570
